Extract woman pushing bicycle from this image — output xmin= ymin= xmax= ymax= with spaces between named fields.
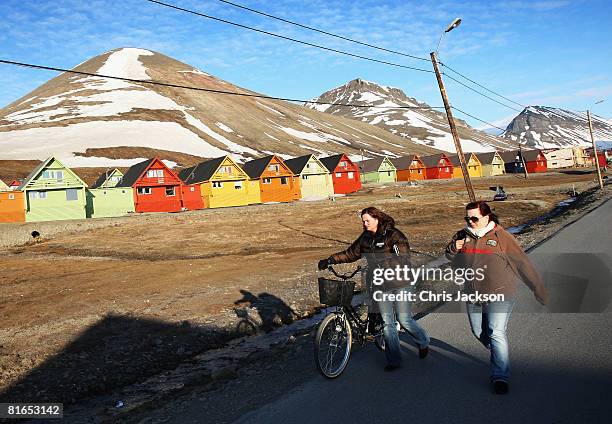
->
xmin=318 ymin=206 xmax=429 ymax=371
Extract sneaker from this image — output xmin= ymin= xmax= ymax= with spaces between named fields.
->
xmin=493 ymin=380 xmax=509 ymax=395
xmin=419 ymin=346 xmax=429 ymax=359
xmin=384 ymin=364 xmax=401 ymax=372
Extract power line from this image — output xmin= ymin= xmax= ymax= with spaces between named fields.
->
xmin=212 ymin=0 xmax=430 ymax=62
xmin=443 ymin=72 xmax=523 ymax=113
xmin=440 ymin=62 xmax=527 ymax=109
xmin=143 ymin=0 xmax=433 ymax=73
xmin=0 ymin=59 xmax=444 ymax=110
xmin=451 ymin=106 xmax=508 ymax=132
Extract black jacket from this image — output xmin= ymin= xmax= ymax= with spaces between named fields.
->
xmin=330 ymin=226 xmax=411 ymax=291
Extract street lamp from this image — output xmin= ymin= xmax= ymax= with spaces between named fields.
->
xmin=430 ymin=18 xmax=476 ymax=202
xmin=587 ymin=99 xmax=605 ymax=189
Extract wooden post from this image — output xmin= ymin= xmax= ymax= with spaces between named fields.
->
xmin=430 ymin=52 xmax=476 ymax=202
xmin=587 ymin=110 xmax=604 ymax=190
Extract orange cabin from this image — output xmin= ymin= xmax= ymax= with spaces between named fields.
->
xmin=242 ymin=155 xmax=301 ymax=203
xmin=391 ymin=155 xmax=426 ymax=181
xmin=0 ymin=191 xmax=26 ymax=223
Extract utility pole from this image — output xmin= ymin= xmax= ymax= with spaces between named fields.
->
xmin=518 ymin=142 xmax=529 ymax=178
xmin=587 ymin=110 xmax=604 ymax=190
xmin=430 ymin=51 xmax=476 ymax=202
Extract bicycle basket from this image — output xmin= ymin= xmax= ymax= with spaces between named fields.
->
xmin=318 ymin=278 xmax=356 ymax=306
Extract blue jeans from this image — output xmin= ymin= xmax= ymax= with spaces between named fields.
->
xmin=377 ymin=287 xmax=430 ymax=367
xmin=466 ymin=299 xmax=516 ymax=382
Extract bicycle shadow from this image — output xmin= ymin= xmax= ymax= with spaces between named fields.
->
xmin=233 ymin=290 xmax=297 ymax=334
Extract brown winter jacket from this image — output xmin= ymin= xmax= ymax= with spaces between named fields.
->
xmin=445 ymin=224 xmax=548 ymax=303
xmin=330 ymin=226 xmax=411 ymax=292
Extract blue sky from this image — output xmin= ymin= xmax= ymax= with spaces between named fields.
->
xmin=1 ymin=0 xmax=611 ymax=129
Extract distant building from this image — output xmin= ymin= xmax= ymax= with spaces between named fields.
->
xmin=543 ymin=148 xmax=575 ymax=169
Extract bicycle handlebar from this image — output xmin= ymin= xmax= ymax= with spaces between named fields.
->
xmin=326 ymin=265 xmax=361 ymax=280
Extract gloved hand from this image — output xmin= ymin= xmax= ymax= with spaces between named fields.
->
xmin=534 ymin=287 xmax=549 ymax=305
xmin=318 ymin=257 xmax=333 ymax=270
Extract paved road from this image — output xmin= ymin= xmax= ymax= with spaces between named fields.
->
xmin=235 ymin=199 xmax=612 ymax=424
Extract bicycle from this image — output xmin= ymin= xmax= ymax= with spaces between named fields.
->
xmin=314 ymin=265 xmax=385 ymax=378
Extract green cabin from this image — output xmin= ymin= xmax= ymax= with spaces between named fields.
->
xmin=18 ymin=157 xmax=88 ymax=222
xmin=86 ymin=169 xmax=135 ymax=218
xmin=358 ymin=156 xmax=397 ymax=183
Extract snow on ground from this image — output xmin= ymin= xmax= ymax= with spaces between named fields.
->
xmin=357 ymin=92 xmax=383 ymax=103
xmin=279 ymin=126 xmax=328 ymax=142
xmin=264 ymin=132 xmax=279 ymax=141
xmin=183 ymin=113 xmax=257 ymax=157
xmin=215 ymin=122 xmax=234 ymax=133
xmin=0 ymin=120 xmax=232 ymax=163
xmin=256 ymin=101 xmax=285 ymax=116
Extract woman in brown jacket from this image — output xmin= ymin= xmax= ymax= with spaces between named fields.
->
xmin=445 ymin=200 xmax=548 ymax=394
xmin=318 ymin=207 xmax=429 ymax=371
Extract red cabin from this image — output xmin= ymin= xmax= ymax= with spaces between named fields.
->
xmin=181 ymin=183 xmax=205 ymax=210
xmin=522 ymin=150 xmax=547 ymax=173
xmin=421 ymin=153 xmax=453 ymax=179
xmin=319 ymin=154 xmax=362 ymax=194
xmin=592 ymin=152 xmax=607 ymax=168
xmin=118 ymin=158 xmax=184 ymax=213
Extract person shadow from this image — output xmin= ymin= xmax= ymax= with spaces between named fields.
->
xmin=233 ymin=290 xmax=297 ymax=334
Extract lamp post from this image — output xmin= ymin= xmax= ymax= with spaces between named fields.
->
xmin=430 ymin=18 xmax=476 ymax=202
xmin=587 ymin=99 xmax=605 ymax=189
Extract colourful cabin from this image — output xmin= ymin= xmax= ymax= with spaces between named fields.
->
xmin=522 ymin=150 xmax=548 ymax=173
xmin=499 ymin=151 xmax=526 ymax=174
xmin=86 ymin=169 xmax=135 ymax=218
xmin=284 ymin=154 xmax=334 ymax=199
xmin=0 ymin=190 xmax=26 ymax=223
xmin=18 ymin=157 xmax=88 ymax=222
xmin=242 ymin=155 xmax=301 ymax=203
xmin=358 ymin=157 xmax=397 ymax=184
xmin=390 ymin=155 xmax=426 ymax=181
xmin=118 ymin=158 xmax=184 ymax=213
xmin=448 ymin=153 xmax=483 ymax=179
xmin=475 ymin=152 xmax=506 ymax=177
xmin=420 ymin=154 xmax=453 ymax=179
xmin=179 ymin=156 xmax=259 ymax=208
xmin=319 ymin=154 xmax=362 ymax=194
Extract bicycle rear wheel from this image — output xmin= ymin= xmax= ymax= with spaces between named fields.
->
xmin=314 ymin=312 xmax=352 ymax=378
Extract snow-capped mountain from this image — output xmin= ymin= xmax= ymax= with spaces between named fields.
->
xmin=502 ymin=106 xmax=612 ymax=149
xmin=0 ymin=49 xmax=440 ymax=168
xmin=305 ymin=79 xmax=517 ymax=153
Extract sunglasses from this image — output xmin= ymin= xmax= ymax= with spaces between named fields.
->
xmin=464 ymin=216 xmax=481 ymax=223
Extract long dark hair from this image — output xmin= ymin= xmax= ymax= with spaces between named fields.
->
xmin=466 ymin=200 xmax=499 ymax=224
xmin=361 ymin=206 xmax=395 ymax=234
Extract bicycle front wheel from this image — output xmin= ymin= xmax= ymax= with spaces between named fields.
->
xmin=314 ymin=312 xmax=352 ymax=378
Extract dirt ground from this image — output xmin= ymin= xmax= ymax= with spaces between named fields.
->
xmin=0 ymin=170 xmax=605 ymax=406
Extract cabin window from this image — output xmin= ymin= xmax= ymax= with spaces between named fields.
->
xmin=348 ymin=172 xmax=354 ymax=179
xmin=336 ymin=173 xmax=342 ymax=178
xmin=147 ymin=170 xmax=155 ymax=178
xmin=387 ymin=171 xmax=391 ymax=176
xmin=212 ymin=181 xmax=223 ymax=188
xmin=418 ymin=169 xmax=422 ymax=174
xmin=39 ymin=191 xmax=47 ymax=199
xmin=42 ymin=171 xmax=50 ymax=179
xmin=268 ymin=164 xmax=279 ymax=172
xmin=137 ymin=187 xmax=152 ymax=195
xmin=166 ymin=187 xmax=175 ymax=196
xmin=302 ymin=175 xmax=308 ymax=180
xmin=29 ymin=191 xmax=37 ymax=199
xmin=234 ymin=181 xmax=243 ymax=189
xmin=56 ymin=171 xmax=64 ymax=181
xmin=262 ymin=178 xmax=272 ymax=184
xmin=280 ymin=177 xmax=288 ymax=185
xmin=340 ymin=161 xmax=347 ymax=167
xmin=66 ymin=189 xmax=78 ymax=201
xmin=221 ymin=166 xmax=233 ymax=174
xmin=8 ymin=194 xmax=15 ymax=200
xmin=445 ymin=167 xmax=449 ymax=172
